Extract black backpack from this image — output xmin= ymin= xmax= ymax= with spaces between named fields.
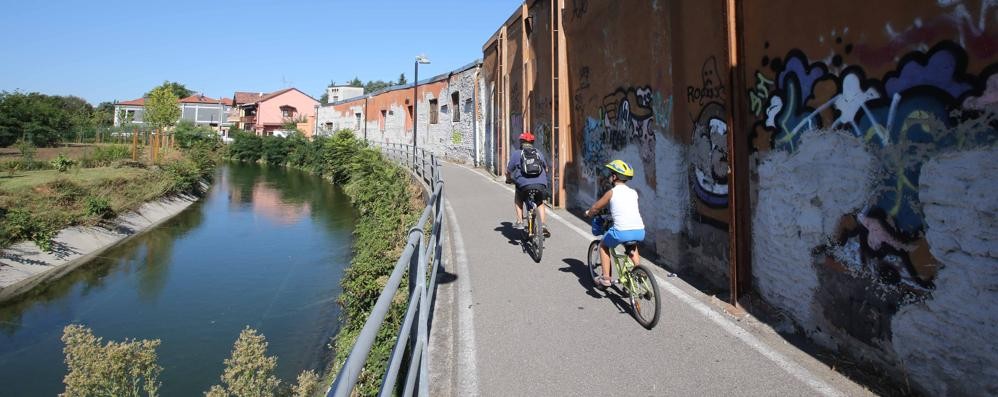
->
xmin=520 ymin=147 xmax=543 ymax=177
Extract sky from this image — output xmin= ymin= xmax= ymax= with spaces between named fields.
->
xmin=0 ymin=0 xmax=521 ymax=105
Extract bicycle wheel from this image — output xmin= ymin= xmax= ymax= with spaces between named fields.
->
xmin=532 ymin=207 xmax=544 ymax=261
xmin=628 ymin=265 xmax=661 ymax=329
xmin=586 ymin=240 xmax=604 ymax=288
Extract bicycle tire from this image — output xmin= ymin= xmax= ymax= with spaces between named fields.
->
xmin=532 ymin=207 xmax=544 ymax=261
xmin=628 ymin=265 xmax=661 ymax=329
xmin=586 ymin=240 xmax=604 ymax=289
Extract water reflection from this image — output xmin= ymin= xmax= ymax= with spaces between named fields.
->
xmin=0 ymin=207 xmax=205 ymax=335
xmin=0 ymin=162 xmax=354 ymax=396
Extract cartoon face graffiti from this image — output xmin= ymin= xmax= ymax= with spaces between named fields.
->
xmin=690 ymin=102 xmax=730 ymax=208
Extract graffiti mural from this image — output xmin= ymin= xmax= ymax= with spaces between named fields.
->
xmin=689 ymin=102 xmax=729 ymax=209
xmin=751 ymin=40 xmax=998 ymax=293
xmin=687 ymin=56 xmax=727 ymax=106
xmin=580 ymin=86 xmax=670 ymax=188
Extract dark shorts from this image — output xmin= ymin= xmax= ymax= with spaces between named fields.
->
xmin=516 ymin=184 xmax=548 ymax=204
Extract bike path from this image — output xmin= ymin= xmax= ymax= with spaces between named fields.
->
xmin=431 ymin=163 xmax=873 ymax=397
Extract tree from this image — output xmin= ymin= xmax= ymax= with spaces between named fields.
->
xmin=319 ymin=92 xmax=329 ymax=105
xmin=145 ymin=81 xmax=193 ymax=99
xmin=144 ymin=86 xmax=180 ymax=160
xmin=347 ymin=76 xmax=363 ymax=87
xmin=398 ymin=73 xmax=407 ymax=85
xmin=364 ymin=80 xmax=393 ymax=94
xmin=0 ymin=91 xmax=79 ymax=147
xmin=143 ymin=86 xmax=180 ymax=132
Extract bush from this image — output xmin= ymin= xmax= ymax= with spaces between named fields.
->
xmin=261 ymin=136 xmax=289 ymax=166
xmin=228 ymin=132 xmax=262 ymax=162
xmin=161 ymin=159 xmax=201 ymax=194
xmin=85 ymin=195 xmax=114 ymax=219
xmin=51 ymin=153 xmax=75 ymax=172
xmin=1 ymin=208 xmax=59 ymax=252
xmin=82 ymin=145 xmax=130 ymax=167
xmin=60 ymin=325 xmax=161 ymax=397
xmin=174 ymin=120 xmax=220 ymax=149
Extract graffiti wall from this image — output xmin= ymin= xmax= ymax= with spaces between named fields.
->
xmin=564 ymin=0 xmax=700 ymax=274
xmin=743 ymin=1 xmax=998 ymax=394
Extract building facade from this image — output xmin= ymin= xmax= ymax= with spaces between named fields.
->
xmin=317 ymin=62 xmax=482 ymax=164
xmin=326 ymin=85 xmax=364 ymax=104
xmin=235 ymin=88 xmax=319 ymax=137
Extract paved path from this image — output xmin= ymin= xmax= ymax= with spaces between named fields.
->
xmin=430 ymin=163 xmax=873 ymax=397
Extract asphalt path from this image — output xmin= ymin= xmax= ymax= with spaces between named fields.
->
xmin=429 ymin=163 xmax=874 ymax=397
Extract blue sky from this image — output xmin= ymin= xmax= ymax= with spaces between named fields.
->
xmin=0 ymin=0 xmax=521 ymax=105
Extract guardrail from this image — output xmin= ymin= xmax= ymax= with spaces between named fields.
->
xmin=327 ymin=142 xmax=444 ymax=397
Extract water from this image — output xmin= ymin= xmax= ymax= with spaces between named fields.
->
xmin=0 ymin=162 xmax=355 ymax=396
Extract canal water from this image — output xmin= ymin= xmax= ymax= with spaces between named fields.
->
xmin=0 ymin=162 xmax=355 ymax=396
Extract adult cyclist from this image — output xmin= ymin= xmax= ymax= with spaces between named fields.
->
xmin=584 ymin=160 xmax=645 ymax=287
xmin=505 ymin=132 xmax=551 ymax=237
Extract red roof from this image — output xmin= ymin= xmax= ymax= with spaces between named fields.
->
xmin=233 ymin=91 xmax=266 ymax=105
xmin=219 ymin=97 xmax=234 ymax=106
xmin=180 ymin=94 xmax=221 ymax=104
xmin=118 ymin=98 xmax=145 ymax=106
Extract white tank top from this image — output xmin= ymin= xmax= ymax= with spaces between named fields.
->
xmin=609 ymin=184 xmax=644 ymax=231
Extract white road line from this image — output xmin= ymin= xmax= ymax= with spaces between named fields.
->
xmin=448 ymin=163 xmax=845 ymax=397
xmin=444 ymin=199 xmax=481 ymax=397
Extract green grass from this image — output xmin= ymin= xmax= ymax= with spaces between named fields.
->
xmin=0 ymin=167 xmax=149 ymax=192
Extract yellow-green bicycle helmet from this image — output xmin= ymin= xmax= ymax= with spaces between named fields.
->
xmin=605 ymin=159 xmax=634 ymax=180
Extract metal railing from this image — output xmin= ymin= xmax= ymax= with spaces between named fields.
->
xmin=328 ymin=142 xmax=444 ymax=397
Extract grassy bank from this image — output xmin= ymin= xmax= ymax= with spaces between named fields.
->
xmin=0 ymin=141 xmax=218 ymax=251
xmin=228 ymin=130 xmax=422 ymax=395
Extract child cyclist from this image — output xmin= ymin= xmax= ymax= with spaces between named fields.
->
xmin=583 ymin=160 xmax=645 ymax=288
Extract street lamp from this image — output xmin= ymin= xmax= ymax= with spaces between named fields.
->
xmin=413 ymin=54 xmax=430 ymax=162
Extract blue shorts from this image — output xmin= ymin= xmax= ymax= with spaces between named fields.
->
xmin=602 ymin=228 xmax=645 ymax=248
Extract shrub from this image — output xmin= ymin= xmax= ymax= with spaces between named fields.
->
xmin=60 ymin=324 xmax=162 ymax=397
xmin=51 ymin=153 xmax=75 ymax=172
xmin=174 ymin=120 xmax=220 ymax=149
xmin=229 ymin=132 xmax=262 ymax=162
xmin=261 ymin=136 xmax=289 ymax=166
xmin=85 ymin=195 xmax=114 ymax=219
xmin=0 ymin=208 xmax=59 ymax=251
xmin=161 ymin=159 xmax=201 ymax=194
xmin=16 ymin=138 xmax=36 ymax=167
xmin=83 ymin=145 xmax=131 ymax=167
xmin=206 ymin=327 xmax=281 ymax=397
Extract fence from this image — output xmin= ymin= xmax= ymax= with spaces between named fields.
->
xmin=327 ymin=142 xmax=444 ymax=397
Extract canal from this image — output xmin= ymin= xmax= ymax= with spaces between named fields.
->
xmin=0 ymin=162 xmax=354 ymax=396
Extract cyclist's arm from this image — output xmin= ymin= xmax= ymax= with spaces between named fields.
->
xmin=584 ymin=189 xmax=613 ymax=217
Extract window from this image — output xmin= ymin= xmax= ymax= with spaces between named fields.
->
xmin=452 ymin=92 xmax=460 ymax=122
xmin=429 ymin=99 xmax=439 ymax=124
xmin=355 ymin=113 xmax=362 ymax=130
xmin=380 ymin=110 xmax=387 ymax=132
xmin=280 ymin=106 xmax=297 ymax=118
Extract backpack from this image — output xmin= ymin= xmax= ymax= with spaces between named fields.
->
xmin=520 ymin=147 xmax=543 ymax=177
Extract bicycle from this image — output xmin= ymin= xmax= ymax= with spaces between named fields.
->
xmin=587 ymin=215 xmax=660 ymax=329
xmin=522 ymin=189 xmax=544 ymax=262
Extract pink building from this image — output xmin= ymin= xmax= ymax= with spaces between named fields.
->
xmin=235 ymin=88 xmax=319 ymax=136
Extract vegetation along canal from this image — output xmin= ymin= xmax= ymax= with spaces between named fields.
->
xmin=0 ymin=162 xmax=355 ymax=396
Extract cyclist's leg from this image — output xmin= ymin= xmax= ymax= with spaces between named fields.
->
xmin=513 ymin=188 xmax=524 ymax=225
xmin=598 ymin=241 xmax=612 ymax=280
xmin=624 ymin=229 xmax=646 ymax=265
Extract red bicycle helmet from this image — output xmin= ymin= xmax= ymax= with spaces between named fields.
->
xmin=519 ymin=132 xmax=535 ymax=142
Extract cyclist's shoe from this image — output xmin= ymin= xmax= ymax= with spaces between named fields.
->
xmin=513 ymin=221 xmax=524 ymax=229
xmin=543 ymin=227 xmax=551 ymax=238
xmin=594 ymin=275 xmax=612 ymax=289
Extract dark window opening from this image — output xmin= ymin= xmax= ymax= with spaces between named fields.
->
xmin=380 ymin=110 xmax=387 ymax=132
xmin=451 ymin=92 xmax=460 ymax=122
xmin=429 ymin=99 xmax=439 ymax=124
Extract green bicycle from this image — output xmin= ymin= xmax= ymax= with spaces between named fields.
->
xmin=587 ymin=216 xmax=660 ymax=329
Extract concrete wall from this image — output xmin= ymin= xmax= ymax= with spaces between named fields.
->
xmin=316 ymin=63 xmax=482 ymax=164
xmin=740 ymin=1 xmax=998 ymax=394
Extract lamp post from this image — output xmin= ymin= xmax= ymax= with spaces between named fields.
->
xmin=413 ymin=55 xmax=430 ymax=163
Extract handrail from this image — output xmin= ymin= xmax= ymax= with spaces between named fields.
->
xmin=327 ymin=142 xmax=443 ymax=397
